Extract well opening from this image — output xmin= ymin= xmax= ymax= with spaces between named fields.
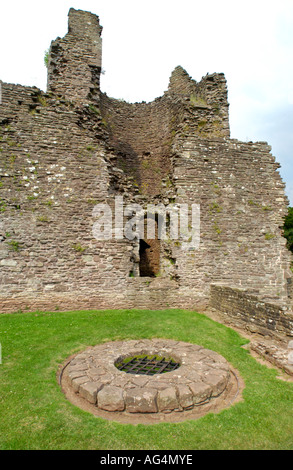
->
xmin=115 ymin=354 xmax=181 ymax=375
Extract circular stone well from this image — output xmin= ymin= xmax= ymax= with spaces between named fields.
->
xmin=59 ymin=339 xmax=243 ymax=424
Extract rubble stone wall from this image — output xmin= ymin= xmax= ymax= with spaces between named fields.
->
xmin=210 ymin=284 xmax=293 ymax=338
xmin=0 ymin=8 xmax=292 ymax=322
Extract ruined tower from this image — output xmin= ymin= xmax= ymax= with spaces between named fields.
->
xmin=0 ymin=8 xmax=292 ymax=338
xmin=47 ymin=8 xmax=102 ymax=104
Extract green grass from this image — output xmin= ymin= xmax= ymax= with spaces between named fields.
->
xmin=0 ymin=309 xmax=292 ymax=450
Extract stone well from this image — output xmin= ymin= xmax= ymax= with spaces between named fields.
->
xmin=59 ymin=339 xmax=243 ymax=423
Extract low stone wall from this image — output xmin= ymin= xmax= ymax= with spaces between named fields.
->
xmin=0 ymin=277 xmax=207 ymax=314
xmin=210 ymin=284 xmax=293 ymax=338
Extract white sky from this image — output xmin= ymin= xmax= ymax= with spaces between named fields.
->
xmin=1 ymin=0 xmax=293 ymax=205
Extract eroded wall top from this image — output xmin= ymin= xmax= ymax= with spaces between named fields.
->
xmin=47 ymin=8 xmax=102 ymax=104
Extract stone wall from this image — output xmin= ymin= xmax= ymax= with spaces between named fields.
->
xmin=0 ymin=8 xmax=292 ymax=320
xmin=47 ymin=8 xmax=102 ymax=104
xmin=0 ymin=82 xmax=130 ymax=298
xmin=99 ymin=65 xmax=230 ymax=198
xmin=210 ymin=284 xmax=293 ymax=338
xmin=172 ymin=135 xmax=291 ymax=302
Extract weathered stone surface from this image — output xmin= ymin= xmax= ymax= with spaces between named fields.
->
xmin=128 ymin=376 xmax=150 ymax=387
xmin=68 ymin=362 xmax=88 ymax=372
xmin=124 ymin=387 xmax=158 ymax=413
xmin=87 ymin=366 xmax=108 ymax=381
xmin=202 ymin=371 xmax=228 ymax=397
xmin=97 ymin=385 xmax=124 ymax=411
xmin=0 ymin=259 xmax=18 ymax=267
xmin=188 ymin=382 xmax=212 ymax=404
xmin=210 ymin=285 xmax=293 ymax=338
xmin=157 ymin=387 xmax=179 ymax=412
xmin=68 ymin=369 xmax=89 ymax=380
xmin=71 ymin=376 xmax=89 ymax=393
xmin=79 ymin=381 xmax=100 ymax=404
xmin=249 ymin=339 xmax=293 ymax=376
xmin=47 ymin=8 xmax=102 ymax=105
xmin=177 ymin=384 xmax=194 ymax=409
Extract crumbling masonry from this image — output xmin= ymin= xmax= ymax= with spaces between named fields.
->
xmin=0 ymin=9 xmax=293 ymax=338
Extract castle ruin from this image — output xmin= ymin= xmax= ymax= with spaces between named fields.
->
xmin=0 ymin=9 xmax=292 ymax=339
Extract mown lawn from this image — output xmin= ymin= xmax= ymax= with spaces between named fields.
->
xmin=0 ymin=308 xmax=292 ymax=450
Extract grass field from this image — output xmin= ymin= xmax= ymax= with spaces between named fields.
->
xmin=0 ymin=308 xmax=292 ymax=450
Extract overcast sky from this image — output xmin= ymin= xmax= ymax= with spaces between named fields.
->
xmin=1 ymin=0 xmax=292 ymax=205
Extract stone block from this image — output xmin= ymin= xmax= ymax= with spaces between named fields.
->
xmin=97 ymin=385 xmax=125 ymax=411
xmin=79 ymin=381 xmax=100 ymax=404
xmin=0 ymin=259 xmax=18 ymax=267
xmin=124 ymin=387 xmax=158 ymax=413
xmin=71 ymin=375 xmax=89 ymax=393
xmin=177 ymin=384 xmax=194 ymax=409
xmin=188 ymin=382 xmax=212 ymax=404
xmin=202 ymin=371 xmax=228 ymax=397
xmin=157 ymin=386 xmax=179 ymax=412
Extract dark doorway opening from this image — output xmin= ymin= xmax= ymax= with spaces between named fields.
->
xmin=139 ymin=217 xmax=160 ymax=277
xmin=139 ymin=240 xmax=153 ymax=277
